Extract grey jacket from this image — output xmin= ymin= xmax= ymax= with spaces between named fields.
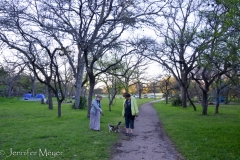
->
xmin=90 ymin=99 xmax=102 ymax=114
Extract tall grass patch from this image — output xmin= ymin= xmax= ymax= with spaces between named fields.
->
xmin=153 ymin=101 xmax=240 ymax=160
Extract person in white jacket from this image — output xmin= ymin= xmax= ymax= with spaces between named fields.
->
xmin=90 ymin=95 xmax=103 ymax=131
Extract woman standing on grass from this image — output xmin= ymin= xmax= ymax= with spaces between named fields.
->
xmin=122 ymin=92 xmax=139 ymax=137
xmin=90 ymin=95 xmax=103 ymax=131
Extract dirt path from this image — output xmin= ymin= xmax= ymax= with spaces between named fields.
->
xmin=111 ymin=101 xmax=185 ymax=160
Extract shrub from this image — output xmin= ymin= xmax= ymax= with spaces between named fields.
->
xmin=171 ymin=97 xmax=182 ymax=106
xmin=79 ymin=96 xmax=87 ymax=109
xmin=72 ymin=96 xmax=87 ymax=109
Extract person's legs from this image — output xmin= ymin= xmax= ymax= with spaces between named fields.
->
xmin=95 ymin=110 xmax=101 ymax=131
xmin=90 ymin=111 xmax=101 ymax=130
xmin=129 ymin=119 xmax=134 ymax=136
xmin=90 ymin=113 xmax=96 ymax=130
xmin=125 ymin=128 xmax=129 ymax=134
xmin=125 ymin=116 xmax=130 ymax=136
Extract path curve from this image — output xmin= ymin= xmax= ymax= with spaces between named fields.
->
xmin=111 ymin=101 xmax=184 ymax=160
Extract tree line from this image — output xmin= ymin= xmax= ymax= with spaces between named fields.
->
xmin=0 ymin=0 xmax=239 ymax=116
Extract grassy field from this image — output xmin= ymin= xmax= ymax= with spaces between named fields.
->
xmin=0 ymin=97 xmax=152 ymax=160
xmin=153 ymin=101 xmax=240 ymax=160
xmin=0 ymin=97 xmax=240 ymax=160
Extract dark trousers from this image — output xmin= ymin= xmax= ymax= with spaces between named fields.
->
xmin=125 ymin=116 xmax=135 ymax=129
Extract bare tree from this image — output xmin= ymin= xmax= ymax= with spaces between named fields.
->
xmin=147 ymin=79 xmax=159 ymax=99
xmin=98 ymin=42 xmax=150 ymax=108
xmin=2 ymin=0 xmax=167 ymax=112
xmin=144 ymin=0 xmax=210 ymax=108
xmin=85 ymin=41 xmax=150 ymax=116
xmin=0 ymin=8 xmax=68 ymax=117
xmin=100 ymin=72 xmax=122 ymax=111
xmin=117 ymin=53 xmax=149 ymax=93
xmin=76 ymin=0 xmax=166 ymax=117
xmin=159 ymin=75 xmax=171 ymax=104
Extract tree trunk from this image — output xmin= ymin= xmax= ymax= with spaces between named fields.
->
xmin=137 ymin=81 xmax=143 ymax=99
xmin=6 ymin=66 xmax=24 ymax=98
xmin=181 ymin=86 xmax=187 ymax=108
xmin=165 ymin=82 xmax=168 ymax=104
xmin=215 ymin=103 xmax=219 ymax=114
xmin=106 ymin=77 xmax=118 ymax=111
xmin=224 ymin=89 xmax=229 ymax=104
xmin=57 ymin=100 xmax=62 ymax=117
xmin=7 ymin=77 xmax=19 ymax=98
xmin=87 ymin=75 xmax=96 ymax=118
xmin=74 ymin=63 xmax=85 ymax=109
xmin=187 ymin=91 xmax=197 ymax=111
xmin=31 ymin=75 xmax=36 ymax=97
xmin=64 ymin=82 xmax=68 ymax=100
xmin=108 ymin=88 xmax=114 ymax=111
xmin=108 ymin=92 xmax=112 ymax=111
xmin=215 ymin=89 xmax=220 ymax=114
xmin=202 ymin=91 xmax=208 ymax=115
xmin=108 ymin=90 xmax=117 ymax=111
xmin=69 ymin=84 xmax=75 ymax=98
xmin=7 ymin=84 xmax=13 ymax=98
xmin=47 ymin=87 xmax=53 ymax=110
xmin=165 ymin=91 xmax=169 ymax=104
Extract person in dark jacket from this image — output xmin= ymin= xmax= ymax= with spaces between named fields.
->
xmin=122 ymin=93 xmax=139 ymax=137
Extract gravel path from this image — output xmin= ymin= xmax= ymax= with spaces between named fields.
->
xmin=111 ymin=101 xmax=185 ymax=160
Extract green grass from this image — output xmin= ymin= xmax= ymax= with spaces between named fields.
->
xmin=0 ymin=97 xmax=152 ymax=160
xmin=153 ymin=101 xmax=240 ymax=160
xmin=1 ymin=97 xmax=240 ymax=160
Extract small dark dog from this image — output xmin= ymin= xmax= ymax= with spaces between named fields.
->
xmin=108 ymin=121 xmax=121 ymax=132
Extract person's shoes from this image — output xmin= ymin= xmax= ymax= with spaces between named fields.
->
xmin=129 ymin=133 xmax=133 ymax=137
xmin=125 ymin=133 xmax=129 ymax=136
xmin=91 ymin=129 xmax=101 ymax=132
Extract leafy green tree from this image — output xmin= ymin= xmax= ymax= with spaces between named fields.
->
xmin=0 ymin=65 xmax=8 ymax=96
xmin=191 ymin=0 xmax=240 ymax=115
xmin=16 ymin=74 xmax=32 ymax=93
